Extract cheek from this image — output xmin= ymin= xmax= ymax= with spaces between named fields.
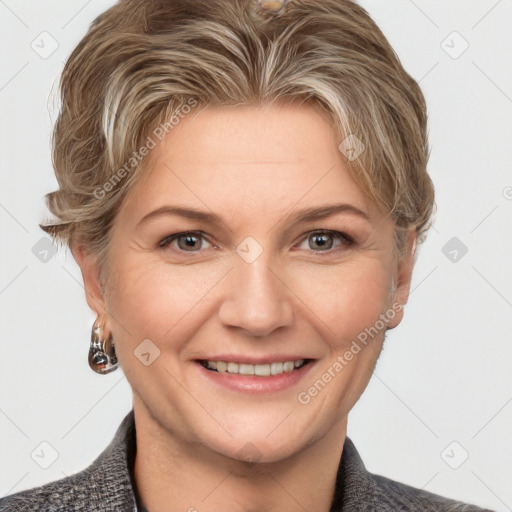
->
xmin=292 ymin=260 xmax=393 ymax=419
xmin=106 ymin=243 xmax=394 ymax=355
xmin=105 ymin=256 xmax=225 ymax=348
xmin=293 ymin=258 xmax=393 ymax=346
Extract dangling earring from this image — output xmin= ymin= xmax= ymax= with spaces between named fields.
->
xmin=88 ymin=319 xmax=119 ymax=374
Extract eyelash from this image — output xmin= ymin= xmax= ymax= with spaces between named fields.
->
xmin=158 ymin=230 xmax=355 ymax=255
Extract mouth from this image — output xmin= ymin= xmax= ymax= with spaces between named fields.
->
xmin=199 ymin=358 xmax=312 ymax=377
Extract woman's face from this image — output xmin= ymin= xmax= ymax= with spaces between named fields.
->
xmin=78 ymin=103 xmax=415 ymax=462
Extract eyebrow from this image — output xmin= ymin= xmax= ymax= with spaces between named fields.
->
xmin=136 ymin=202 xmax=371 ymax=229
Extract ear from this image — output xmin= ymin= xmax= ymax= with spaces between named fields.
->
xmin=386 ymin=229 xmax=417 ymax=330
xmin=71 ymin=242 xmax=108 ymax=318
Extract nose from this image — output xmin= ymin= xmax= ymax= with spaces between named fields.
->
xmin=218 ymin=255 xmax=294 ymax=338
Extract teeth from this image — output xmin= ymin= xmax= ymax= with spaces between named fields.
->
xmin=227 ymin=362 xmax=239 ymax=374
xmin=254 ymin=364 xmax=269 ymax=376
xmin=239 ymin=363 xmax=255 ymax=375
xmin=283 ymin=361 xmax=294 ymax=372
xmin=203 ymin=359 xmax=305 ymax=376
xmin=271 ymin=362 xmax=283 ymax=375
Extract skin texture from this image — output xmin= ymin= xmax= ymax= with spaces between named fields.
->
xmin=74 ymin=103 xmax=416 ymax=512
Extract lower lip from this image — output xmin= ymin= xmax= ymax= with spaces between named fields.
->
xmin=196 ymin=361 xmax=316 ymax=394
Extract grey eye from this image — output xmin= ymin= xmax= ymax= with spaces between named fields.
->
xmin=159 ymin=231 xmax=213 ymax=252
xmin=296 ymin=230 xmax=354 ymax=253
xmin=176 ymin=234 xmax=203 ymax=251
xmin=308 ymin=233 xmax=334 ymax=251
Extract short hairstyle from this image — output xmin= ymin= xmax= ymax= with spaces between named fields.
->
xmin=41 ymin=0 xmax=435 ymax=282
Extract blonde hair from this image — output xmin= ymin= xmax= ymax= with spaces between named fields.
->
xmin=41 ymin=0 xmax=435 ymax=281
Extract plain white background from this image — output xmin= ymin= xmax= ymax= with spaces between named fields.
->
xmin=0 ymin=1 xmax=511 ymax=510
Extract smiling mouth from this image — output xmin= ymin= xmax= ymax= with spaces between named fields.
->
xmin=199 ymin=359 xmax=312 ymax=377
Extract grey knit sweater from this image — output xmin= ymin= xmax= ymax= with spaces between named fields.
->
xmin=0 ymin=410 xmax=493 ymax=511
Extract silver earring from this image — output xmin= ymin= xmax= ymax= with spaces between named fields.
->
xmin=88 ymin=320 xmax=119 ymax=374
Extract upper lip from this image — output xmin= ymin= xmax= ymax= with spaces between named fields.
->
xmin=196 ymin=355 xmax=315 ymax=364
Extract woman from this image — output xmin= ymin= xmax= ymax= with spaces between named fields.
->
xmin=0 ymin=0 xmax=494 ymax=510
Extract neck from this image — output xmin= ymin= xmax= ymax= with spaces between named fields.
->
xmin=132 ymin=400 xmax=347 ymax=512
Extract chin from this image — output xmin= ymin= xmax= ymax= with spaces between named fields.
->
xmin=193 ymin=410 xmax=327 ymax=466
xmin=215 ymin=435 xmax=311 ymax=465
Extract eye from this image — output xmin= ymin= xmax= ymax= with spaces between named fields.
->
xmin=158 ymin=230 xmax=354 ymax=255
xmin=296 ymin=230 xmax=354 ymax=253
xmin=158 ymin=231 xmax=214 ymax=253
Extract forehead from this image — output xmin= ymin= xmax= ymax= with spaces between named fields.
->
xmin=119 ymin=103 xmax=375 ymax=222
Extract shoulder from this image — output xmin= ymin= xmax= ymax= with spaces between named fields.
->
xmin=0 ymin=467 xmax=119 ymax=512
xmin=0 ymin=410 xmax=137 ymax=512
xmin=339 ymin=437 xmax=494 ymax=512
xmin=367 ymin=472 xmax=494 ymax=512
